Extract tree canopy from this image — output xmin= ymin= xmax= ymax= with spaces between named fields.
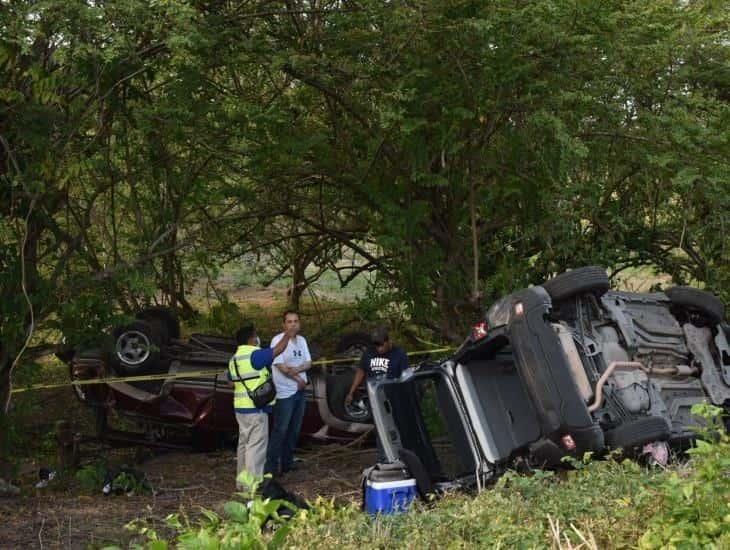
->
xmin=1 ymin=0 xmax=728 ymax=408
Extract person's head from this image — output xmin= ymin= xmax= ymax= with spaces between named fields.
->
xmin=282 ymin=310 xmax=300 ymax=335
xmin=235 ymin=324 xmax=259 ymax=346
xmin=370 ymin=326 xmax=392 ymax=354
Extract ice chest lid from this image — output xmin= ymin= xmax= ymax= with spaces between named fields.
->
xmin=368 ymin=466 xmax=409 ymax=483
xmin=366 ymin=478 xmax=417 ymax=490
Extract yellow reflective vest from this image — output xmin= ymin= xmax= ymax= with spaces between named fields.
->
xmin=228 ymin=344 xmax=273 ymax=411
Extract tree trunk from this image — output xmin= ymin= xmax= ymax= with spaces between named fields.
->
xmin=288 ymin=260 xmax=307 ymax=311
xmin=0 ymin=344 xmax=10 ymax=415
xmin=0 ymin=343 xmax=14 ymax=478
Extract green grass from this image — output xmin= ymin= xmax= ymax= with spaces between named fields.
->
xmin=284 ymin=458 xmax=661 ymax=549
xmin=128 ymin=407 xmax=729 ymax=549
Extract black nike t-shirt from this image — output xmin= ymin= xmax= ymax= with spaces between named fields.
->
xmin=358 ymin=346 xmax=408 ymax=379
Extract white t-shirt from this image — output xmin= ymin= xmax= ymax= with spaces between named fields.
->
xmin=270 ymin=332 xmax=311 ymax=399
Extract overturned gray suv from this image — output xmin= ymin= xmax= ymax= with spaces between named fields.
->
xmin=368 ymin=267 xmax=729 ymax=491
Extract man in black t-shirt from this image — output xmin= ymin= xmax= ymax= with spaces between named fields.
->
xmin=345 ymin=326 xmax=408 ymax=462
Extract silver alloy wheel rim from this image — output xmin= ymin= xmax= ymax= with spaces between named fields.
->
xmin=345 ymin=397 xmax=371 ymax=420
xmin=116 ymin=330 xmax=151 ymax=366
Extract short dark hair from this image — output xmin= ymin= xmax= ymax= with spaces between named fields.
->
xmin=370 ymin=326 xmax=390 ymax=346
xmin=235 ymin=324 xmax=256 ymax=345
xmin=282 ymin=310 xmax=299 ymax=321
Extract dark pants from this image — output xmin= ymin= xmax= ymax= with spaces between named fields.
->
xmin=265 ymin=390 xmax=306 ymax=474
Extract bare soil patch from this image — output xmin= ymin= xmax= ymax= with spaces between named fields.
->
xmin=0 ymin=442 xmax=375 ymax=549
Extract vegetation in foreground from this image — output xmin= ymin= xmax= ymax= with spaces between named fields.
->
xmin=123 ymin=405 xmax=729 ymax=549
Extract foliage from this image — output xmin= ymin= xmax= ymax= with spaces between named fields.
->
xmin=277 ymin=406 xmax=728 ymax=549
xmin=639 ymin=404 xmax=730 ymax=549
xmin=127 ymin=472 xmax=294 ymax=549
xmin=193 ymin=300 xmax=246 ymax=338
xmin=283 ymin=457 xmax=661 ymax=549
xmin=75 ymin=462 xmax=107 ymax=494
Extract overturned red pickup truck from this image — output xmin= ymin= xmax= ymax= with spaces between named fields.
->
xmin=61 ymin=308 xmax=374 ymax=449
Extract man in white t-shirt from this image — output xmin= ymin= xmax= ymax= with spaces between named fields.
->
xmin=264 ymin=310 xmax=312 ymax=475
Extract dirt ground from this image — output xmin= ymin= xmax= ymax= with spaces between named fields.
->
xmin=0 ymin=441 xmax=376 ymax=548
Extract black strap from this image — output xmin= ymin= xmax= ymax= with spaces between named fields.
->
xmin=235 ymin=358 xmax=263 ymax=398
xmin=233 ymin=357 xmax=243 ymax=381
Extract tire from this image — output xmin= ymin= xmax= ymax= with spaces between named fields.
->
xmin=327 ymin=372 xmax=373 ymax=423
xmin=335 ymin=332 xmax=371 ymax=357
xmin=665 ymin=287 xmax=725 ymax=325
xmin=110 ymin=320 xmax=163 ymax=376
xmin=327 ymin=332 xmax=373 ymax=422
xmin=136 ymin=307 xmax=180 ymax=341
xmin=542 ymin=266 xmax=610 ymax=302
xmin=604 ymin=416 xmax=670 ymax=452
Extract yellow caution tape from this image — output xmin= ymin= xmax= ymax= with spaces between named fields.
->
xmin=10 ymin=346 xmax=455 ymax=395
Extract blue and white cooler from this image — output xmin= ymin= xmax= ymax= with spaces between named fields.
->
xmin=363 ymin=462 xmax=417 ymax=515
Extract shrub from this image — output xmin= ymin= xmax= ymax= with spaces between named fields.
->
xmin=128 ymin=472 xmax=294 ymax=549
xmin=639 ymin=404 xmax=730 ymax=549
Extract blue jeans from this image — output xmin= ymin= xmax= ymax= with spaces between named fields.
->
xmin=265 ymin=390 xmax=306 ymax=474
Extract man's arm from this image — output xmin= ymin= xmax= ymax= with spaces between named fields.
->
xmin=291 ymin=338 xmax=312 ymax=373
xmin=250 ymin=333 xmax=291 ymax=370
xmin=271 ymin=334 xmax=292 ymax=375
xmin=293 ymin=360 xmax=312 ymax=373
xmin=275 ymin=363 xmax=303 ymax=379
xmin=345 ymin=367 xmax=366 ymax=405
xmin=271 ymin=333 xmax=291 ymax=358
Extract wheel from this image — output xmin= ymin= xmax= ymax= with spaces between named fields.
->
xmin=665 ymin=286 xmax=725 ymax=325
xmin=110 ymin=320 xmax=163 ymax=376
xmin=335 ymin=331 xmax=371 ymax=357
xmin=136 ymin=307 xmax=180 ymax=341
xmin=542 ymin=266 xmax=610 ymax=302
xmin=327 ymin=372 xmax=373 ymax=423
xmin=604 ymin=416 xmax=670 ymax=453
xmin=326 ymin=332 xmax=373 ymax=422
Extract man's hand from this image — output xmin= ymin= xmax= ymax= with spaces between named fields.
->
xmin=344 ymin=393 xmax=353 ymax=406
xmin=282 ymin=365 xmax=299 ymax=378
xmin=296 ymin=376 xmax=306 ymax=391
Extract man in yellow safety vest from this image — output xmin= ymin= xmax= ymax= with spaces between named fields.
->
xmin=228 ymin=324 xmax=292 ymax=490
